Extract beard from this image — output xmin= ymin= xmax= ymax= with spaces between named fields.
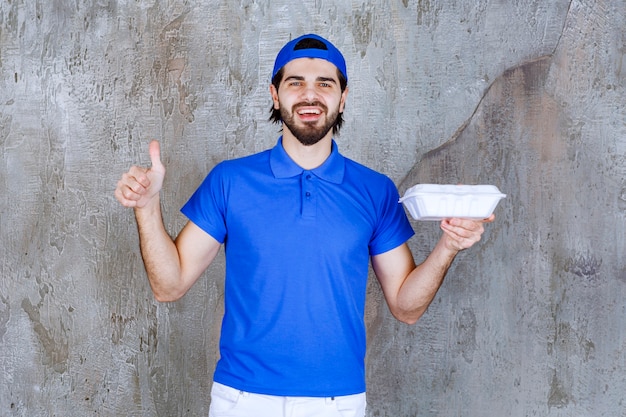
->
xmin=280 ymin=101 xmax=340 ymax=146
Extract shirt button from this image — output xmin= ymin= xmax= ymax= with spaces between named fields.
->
xmin=306 ymin=192 xmax=311 ymax=197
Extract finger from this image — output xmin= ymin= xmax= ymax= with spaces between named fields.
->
xmin=443 ymin=218 xmax=482 ymax=234
xmin=115 ymin=184 xmax=138 ymax=207
xmin=149 ymin=140 xmax=164 ymax=171
xmin=441 ymin=219 xmax=484 ymax=248
xmin=441 ymin=226 xmax=481 ymax=251
xmin=121 ymin=170 xmax=150 ymax=193
xmin=118 ymin=177 xmax=145 ymax=199
xmin=444 ymin=230 xmax=479 ymax=250
xmin=126 ymin=166 xmax=151 ymax=188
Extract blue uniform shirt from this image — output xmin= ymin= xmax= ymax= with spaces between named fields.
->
xmin=181 ymin=137 xmax=414 ymax=397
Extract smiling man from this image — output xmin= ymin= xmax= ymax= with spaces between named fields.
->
xmin=115 ymin=34 xmax=492 ymax=417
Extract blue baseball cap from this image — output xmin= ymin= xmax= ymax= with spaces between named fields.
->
xmin=272 ymin=34 xmax=348 ymax=83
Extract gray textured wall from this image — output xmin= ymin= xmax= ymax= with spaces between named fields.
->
xmin=1 ymin=0 xmax=624 ymax=416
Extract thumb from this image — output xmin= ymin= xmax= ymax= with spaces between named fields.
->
xmin=148 ymin=140 xmax=164 ymax=171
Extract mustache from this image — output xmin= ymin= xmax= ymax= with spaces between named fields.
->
xmin=292 ymin=101 xmax=328 ymax=113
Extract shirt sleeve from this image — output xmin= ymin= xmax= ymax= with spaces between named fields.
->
xmin=180 ymin=163 xmax=228 ymax=244
xmin=368 ymin=176 xmax=415 ymax=256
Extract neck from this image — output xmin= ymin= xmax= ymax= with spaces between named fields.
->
xmin=281 ymin=130 xmax=333 ymax=170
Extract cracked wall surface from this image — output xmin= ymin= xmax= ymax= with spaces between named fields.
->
xmin=1 ymin=0 xmax=624 ymax=416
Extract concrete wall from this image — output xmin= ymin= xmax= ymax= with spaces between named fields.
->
xmin=1 ymin=0 xmax=624 ymax=416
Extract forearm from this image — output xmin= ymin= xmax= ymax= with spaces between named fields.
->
xmin=395 ymin=237 xmax=459 ymax=324
xmin=134 ymin=197 xmax=184 ymax=302
xmin=375 ymin=218 xmax=491 ymax=325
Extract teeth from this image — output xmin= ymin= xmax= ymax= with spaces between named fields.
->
xmin=298 ymin=109 xmax=321 ymax=115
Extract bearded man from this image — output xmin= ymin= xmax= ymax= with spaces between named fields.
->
xmin=115 ymin=33 xmax=492 ymax=417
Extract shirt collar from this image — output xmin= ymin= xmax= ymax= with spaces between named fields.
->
xmin=270 ymin=136 xmax=345 ymax=184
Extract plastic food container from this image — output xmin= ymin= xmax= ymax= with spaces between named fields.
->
xmin=399 ymin=184 xmax=506 ymax=221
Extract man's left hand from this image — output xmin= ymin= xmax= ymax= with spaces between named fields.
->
xmin=439 ymin=214 xmax=495 ymax=252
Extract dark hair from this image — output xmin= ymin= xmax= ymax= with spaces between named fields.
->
xmin=269 ymin=38 xmax=348 ymax=134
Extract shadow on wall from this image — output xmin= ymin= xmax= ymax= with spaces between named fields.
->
xmin=401 ymin=55 xmax=555 ymax=193
xmin=401 ymin=52 xmax=608 ymax=283
xmin=389 ymin=34 xmax=623 ymax=412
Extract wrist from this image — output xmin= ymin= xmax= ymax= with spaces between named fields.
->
xmin=134 ymin=195 xmax=161 ymax=219
xmin=437 ymin=235 xmax=461 ymax=258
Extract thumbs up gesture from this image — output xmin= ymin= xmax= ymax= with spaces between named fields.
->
xmin=115 ymin=141 xmax=166 ymax=209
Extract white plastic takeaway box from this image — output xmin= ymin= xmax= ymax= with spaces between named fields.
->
xmin=399 ymin=184 xmax=506 ymax=221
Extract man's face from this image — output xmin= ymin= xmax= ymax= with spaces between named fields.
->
xmin=271 ymin=58 xmax=348 ymax=146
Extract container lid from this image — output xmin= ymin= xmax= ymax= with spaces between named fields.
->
xmin=400 ymin=184 xmax=506 ymax=201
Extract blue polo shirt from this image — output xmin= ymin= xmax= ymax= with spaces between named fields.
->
xmin=181 ymin=137 xmax=414 ymax=397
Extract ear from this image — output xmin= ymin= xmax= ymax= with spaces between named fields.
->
xmin=270 ymin=84 xmax=280 ymax=110
xmin=339 ymin=86 xmax=349 ymax=113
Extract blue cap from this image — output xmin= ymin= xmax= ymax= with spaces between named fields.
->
xmin=272 ymin=34 xmax=348 ymax=83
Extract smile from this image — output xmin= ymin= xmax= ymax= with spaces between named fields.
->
xmin=297 ymin=108 xmax=322 ymax=115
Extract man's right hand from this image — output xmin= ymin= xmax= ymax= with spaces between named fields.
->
xmin=115 ymin=140 xmax=166 ymax=208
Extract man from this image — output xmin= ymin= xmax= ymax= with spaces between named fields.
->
xmin=115 ymin=33 xmax=493 ymax=417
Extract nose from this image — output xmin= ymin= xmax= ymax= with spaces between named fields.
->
xmin=301 ymin=84 xmax=319 ymax=102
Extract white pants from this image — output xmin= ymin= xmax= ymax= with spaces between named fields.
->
xmin=208 ymin=382 xmax=367 ymax=417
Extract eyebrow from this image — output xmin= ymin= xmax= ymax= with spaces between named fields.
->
xmin=284 ymin=75 xmax=338 ymax=84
